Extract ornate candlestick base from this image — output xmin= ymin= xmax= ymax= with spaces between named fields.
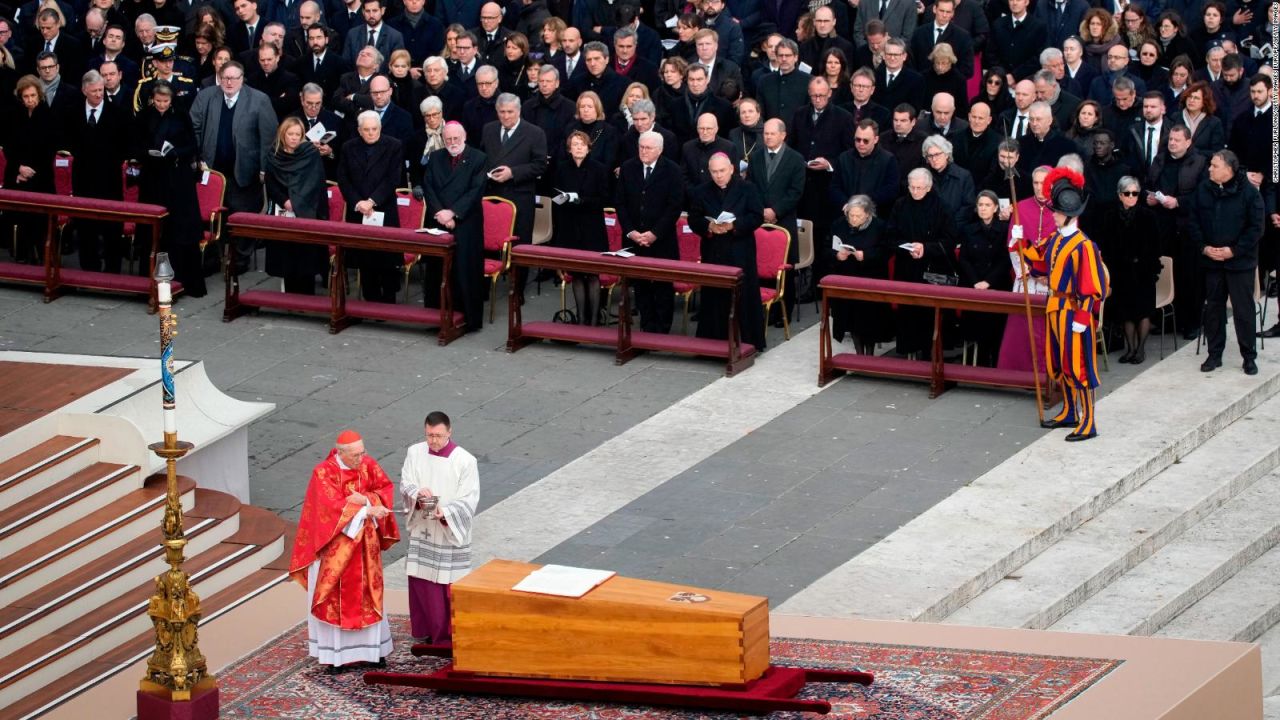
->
xmin=137 ymin=439 xmax=219 ymax=720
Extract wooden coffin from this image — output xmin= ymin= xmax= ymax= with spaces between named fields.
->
xmin=450 ymin=559 xmax=770 ymax=687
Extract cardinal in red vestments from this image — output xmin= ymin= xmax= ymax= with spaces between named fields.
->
xmin=289 ymin=430 xmax=401 ymax=668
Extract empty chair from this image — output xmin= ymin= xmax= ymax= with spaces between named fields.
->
xmin=755 ymin=223 xmax=793 ymax=341
xmin=482 ymin=196 xmax=519 ymax=323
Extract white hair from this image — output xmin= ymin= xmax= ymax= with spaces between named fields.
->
xmin=638 ymin=129 xmax=663 ymax=150
xmin=907 ymin=167 xmax=933 ymax=189
xmin=357 ymin=109 xmax=381 ymax=129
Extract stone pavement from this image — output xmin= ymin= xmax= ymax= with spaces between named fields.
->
xmin=0 ymin=268 xmax=1158 ymax=596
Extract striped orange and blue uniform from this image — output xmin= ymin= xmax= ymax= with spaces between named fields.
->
xmin=1020 ymin=226 xmax=1110 ymax=435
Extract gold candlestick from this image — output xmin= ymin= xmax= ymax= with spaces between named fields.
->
xmin=139 ymin=253 xmax=214 ymax=703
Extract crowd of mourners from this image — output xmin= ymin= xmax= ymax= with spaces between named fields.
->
xmin=0 ymin=0 xmax=1274 ymax=362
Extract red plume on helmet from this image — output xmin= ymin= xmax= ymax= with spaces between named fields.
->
xmin=1041 ymin=166 xmax=1085 ymax=202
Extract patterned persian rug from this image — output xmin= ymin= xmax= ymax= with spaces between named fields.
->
xmin=218 ymin=616 xmax=1119 ymax=719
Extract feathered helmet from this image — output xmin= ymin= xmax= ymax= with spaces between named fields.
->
xmin=1041 ymin=167 xmax=1088 ymax=218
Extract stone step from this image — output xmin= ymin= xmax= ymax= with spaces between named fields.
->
xmin=1156 ymin=544 xmax=1280 ymax=643
xmin=0 ymin=436 xmax=99 ymax=506
xmin=1049 ymin=471 xmax=1280 ymax=637
xmin=946 ymin=395 xmax=1280 ymax=630
xmin=777 ymin=341 xmax=1280 ymax=622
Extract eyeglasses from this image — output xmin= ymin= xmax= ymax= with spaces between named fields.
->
xmin=924 ymin=151 xmax=946 ymax=160
xmin=37 ymin=63 xmax=58 ymax=71
xmin=1119 ymin=191 xmax=1140 ymax=196
xmin=986 ymin=78 xmax=1001 ymax=84
xmin=884 ymin=51 xmax=905 ymax=57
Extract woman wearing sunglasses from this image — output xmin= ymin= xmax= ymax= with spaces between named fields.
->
xmin=1099 ymin=175 xmax=1161 ymax=364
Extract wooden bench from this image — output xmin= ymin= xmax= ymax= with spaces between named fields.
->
xmin=507 ymin=245 xmax=756 ymax=376
xmin=0 ymin=189 xmax=170 ymax=311
xmin=819 ymin=275 xmax=1050 ymax=396
xmin=223 ymin=213 xmax=464 ymax=344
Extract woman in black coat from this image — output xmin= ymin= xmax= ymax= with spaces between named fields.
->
xmin=265 ymin=116 xmax=330 ymax=295
xmin=4 ymin=76 xmax=57 ymax=264
xmin=552 ymin=131 xmax=610 ymax=325
xmin=826 ymin=194 xmax=889 ymax=355
xmin=1171 ymin=81 xmax=1226 ymax=155
xmin=1100 ymin=176 xmax=1162 ymax=364
xmin=338 ymin=112 xmax=405 ymax=303
xmin=923 ymin=43 xmax=970 ymax=115
xmin=889 ymin=169 xmax=960 ymax=357
xmin=958 ymin=192 xmax=1014 ymax=366
xmin=135 ymin=82 xmax=208 ymax=297
xmin=688 ymin=153 xmax=767 ymax=351
xmin=563 ymin=91 xmax=621 ymax=173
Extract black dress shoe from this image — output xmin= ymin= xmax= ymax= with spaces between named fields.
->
xmin=1244 ymin=359 xmax=1259 ymax=375
xmin=1130 ymin=349 xmax=1145 ymax=364
xmin=1065 ymin=430 xmax=1096 ymax=442
xmin=1040 ymin=418 xmax=1074 ymax=429
xmin=1182 ymin=328 xmax=1201 ymax=340
xmin=1118 ymin=352 xmax=1133 ymax=363
xmin=1260 ymin=325 xmax=1280 ymax=338
xmin=1200 ymin=357 xmax=1222 ymax=372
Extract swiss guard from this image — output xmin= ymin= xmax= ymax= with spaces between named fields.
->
xmin=1015 ymin=167 xmax=1110 ymax=442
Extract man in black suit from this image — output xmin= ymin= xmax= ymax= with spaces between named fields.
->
xmin=748 ymin=118 xmax=806 ymax=319
xmin=1016 ymin=102 xmax=1079 ymax=176
xmin=27 ymin=8 xmax=85 ymax=78
xmin=472 ymin=1 xmax=509 ymax=65
xmin=448 ymin=31 xmax=481 ymax=89
xmin=391 ymin=0 xmax=445 ymax=66
xmin=300 ymin=23 xmax=350 ymax=98
xmin=830 ymin=119 xmax=901 ymax=217
xmin=681 ymin=113 xmax=737 ymax=188
xmin=295 ymin=83 xmax=346 ymax=179
xmin=953 ymin=100 xmax=1001 ymax=181
xmin=1033 ymin=69 xmax=1082 ymax=134
xmin=910 ymin=0 xmax=974 ymax=79
xmin=873 ymin=38 xmax=925 ymax=113
xmin=800 ymin=5 xmax=855 ymax=73
xmin=424 ymin=121 xmax=489 ymax=331
xmin=461 ymin=64 xmax=500 ymax=143
xmin=343 ymin=0 xmax=405 ymax=66
xmin=789 ymin=77 xmax=854 ymax=248
xmin=99 ymin=60 xmax=136 ymax=111
xmin=368 ymin=74 xmax=416 ymax=152
xmin=569 ymin=41 xmax=627 ymax=116
xmin=338 ymin=109 xmax=406 ymax=302
xmin=248 ymin=43 xmax=303 ymax=120
xmin=616 ymin=130 xmax=686 ymax=333
xmin=36 ymin=51 xmax=82 ymax=125
xmin=482 ymin=92 xmax=548 ymax=294
xmin=331 ymin=44 xmax=380 ymax=117
xmin=879 ymin=104 xmax=926 ymax=188
xmin=1124 ymin=92 xmax=1170 ymax=179
xmin=1235 ymin=75 xmax=1280 ymax=337
xmin=229 ymin=0 xmax=267 ymax=55
xmin=552 ymin=27 xmax=587 ymax=97
xmin=68 ymin=69 xmax=129 ymax=273
xmin=918 ymin=92 xmax=969 ymax=141
xmin=988 ymin=0 xmax=1047 ymax=83
xmin=689 ymin=28 xmax=743 ymax=101
xmin=89 ymin=25 xmax=140 ymax=87
xmin=757 ymin=38 xmax=810 ymax=127
xmin=665 ymin=63 xmax=734 ymax=147
xmin=845 ymin=68 xmax=890 ymax=129
xmin=422 ymin=55 xmax=466 ymax=121
xmin=611 ymin=26 xmax=658 ymax=90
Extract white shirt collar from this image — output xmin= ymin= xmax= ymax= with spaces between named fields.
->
xmin=1012 ymin=12 xmax=1028 ymax=21
xmin=504 ymin=119 xmax=520 ymax=134
xmin=1060 ymin=221 xmax=1079 ymax=235
xmin=224 ymin=91 xmax=240 ymax=107
xmin=85 ymin=101 xmax=103 ymax=117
